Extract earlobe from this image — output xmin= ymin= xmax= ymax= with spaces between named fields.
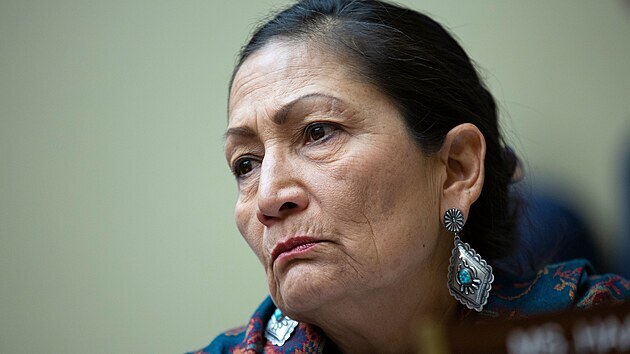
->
xmin=438 ymin=123 xmax=486 ymax=217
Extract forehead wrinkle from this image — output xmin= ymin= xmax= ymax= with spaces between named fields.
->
xmin=229 ymin=65 xmax=335 ymax=124
xmin=230 ymin=67 xmax=285 ymax=111
xmin=232 ymin=57 xmax=326 ymax=100
xmin=229 ymin=68 xmax=312 ymax=124
xmin=227 ymin=43 xmax=364 ymax=146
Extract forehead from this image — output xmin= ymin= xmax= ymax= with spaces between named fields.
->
xmin=228 ymin=41 xmax=355 ymax=125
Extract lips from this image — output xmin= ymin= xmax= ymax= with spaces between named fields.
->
xmin=271 ymin=236 xmax=322 ymax=263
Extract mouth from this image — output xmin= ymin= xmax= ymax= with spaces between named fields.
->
xmin=271 ymin=236 xmax=323 ymax=264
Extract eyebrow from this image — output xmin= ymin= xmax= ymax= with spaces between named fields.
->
xmin=224 ymin=93 xmax=343 ymax=140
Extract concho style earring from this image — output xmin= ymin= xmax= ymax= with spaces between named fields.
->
xmin=265 ymin=308 xmax=298 ymax=346
xmin=444 ymin=208 xmax=494 ymax=312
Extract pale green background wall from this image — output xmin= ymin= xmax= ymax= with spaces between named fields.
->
xmin=1 ymin=1 xmax=628 ymax=353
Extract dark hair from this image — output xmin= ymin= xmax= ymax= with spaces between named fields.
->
xmin=232 ymin=0 xmax=518 ymax=261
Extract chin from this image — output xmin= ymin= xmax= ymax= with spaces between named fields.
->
xmin=272 ymin=265 xmax=342 ymax=318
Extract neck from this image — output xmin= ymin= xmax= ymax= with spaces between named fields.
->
xmin=303 ymin=238 xmax=457 ymax=354
xmin=324 ymin=285 xmax=457 ymax=354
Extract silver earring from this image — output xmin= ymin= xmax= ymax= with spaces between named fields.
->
xmin=444 ymin=208 xmax=494 ymax=312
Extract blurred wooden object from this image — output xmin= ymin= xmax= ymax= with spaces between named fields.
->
xmin=416 ymin=303 xmax=629 ymax=354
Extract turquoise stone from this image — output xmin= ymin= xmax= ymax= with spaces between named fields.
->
xmin=273 ymin=308 xmax=283 ymax=321
xmin=458 ymin=268 xmax=473 ymax=285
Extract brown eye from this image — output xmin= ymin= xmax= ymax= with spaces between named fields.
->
xmin=234 ymin=158 xmax=254 ymax=177
xmin=305 ymin=123 xmax=335 ymax=143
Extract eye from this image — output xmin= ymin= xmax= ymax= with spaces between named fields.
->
xmin=305 ymin=123 xmax=336 ymax=143
xmin=232 ymin=157 xmax=258 ymax=178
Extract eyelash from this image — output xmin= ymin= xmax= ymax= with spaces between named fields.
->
xmin=231 ymin=155 xmax=259 ymax=179
xmin=303 ymin=122 xmax=338 ymax=144
xmin=231 ymin=122 xmax=340 ymax=179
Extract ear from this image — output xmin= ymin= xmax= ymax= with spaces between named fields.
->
xmin=438 ymin=123 xmax=486 ymax=222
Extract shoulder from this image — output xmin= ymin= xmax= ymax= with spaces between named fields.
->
xmin=188 ymin=297 xmax=275 ymax=354
xmin=574 ymin=267 xmax=629 ymax=309
xmin=189 ymin=326 xmax=248 ymax=354
xmin=188 ymin=297 xmax=327 ymax=353
xmin=483 ymin=259 xmax=629 ymax=319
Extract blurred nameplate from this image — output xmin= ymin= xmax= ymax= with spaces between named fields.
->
xmin=416 ymin=303 xmax=629 ymax=354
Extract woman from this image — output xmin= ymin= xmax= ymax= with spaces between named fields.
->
xmin=195 ymin=0 xmax=629 ymax=352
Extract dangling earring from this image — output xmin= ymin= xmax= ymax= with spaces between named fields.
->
xmin=444 ymin=208 xmax=494 ymax=312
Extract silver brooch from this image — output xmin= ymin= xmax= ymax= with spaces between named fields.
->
xmin=264 ymin=308 xmax=299 ymax=346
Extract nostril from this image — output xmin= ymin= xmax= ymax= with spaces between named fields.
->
xmin=257 ymin=201 xmax=304 ymax=226
xmin=279 ymin=202 xmax=298 ymax=211
xmin=257 ymin=211 xmax=274 ymax=225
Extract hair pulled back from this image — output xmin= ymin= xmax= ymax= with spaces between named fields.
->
xmin=232 ymin=0 xmax=518 ymax=260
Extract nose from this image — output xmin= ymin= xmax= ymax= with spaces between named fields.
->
xmin=256 ymin=153 xmax=309 ymax=226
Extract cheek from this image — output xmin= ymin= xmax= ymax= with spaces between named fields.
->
xmin=234 ymin=200 xmax=265 ymax=264
xmin=324 ymin=149 xmax=410 ymax=218
xmin=336 ymin=144 xmax=438 ymax=240
xmin=310 ymin=163 xmax=368 ymax=223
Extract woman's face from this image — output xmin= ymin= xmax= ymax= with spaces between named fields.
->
xmin=226 ymin=41 xmax=445 ymax=317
